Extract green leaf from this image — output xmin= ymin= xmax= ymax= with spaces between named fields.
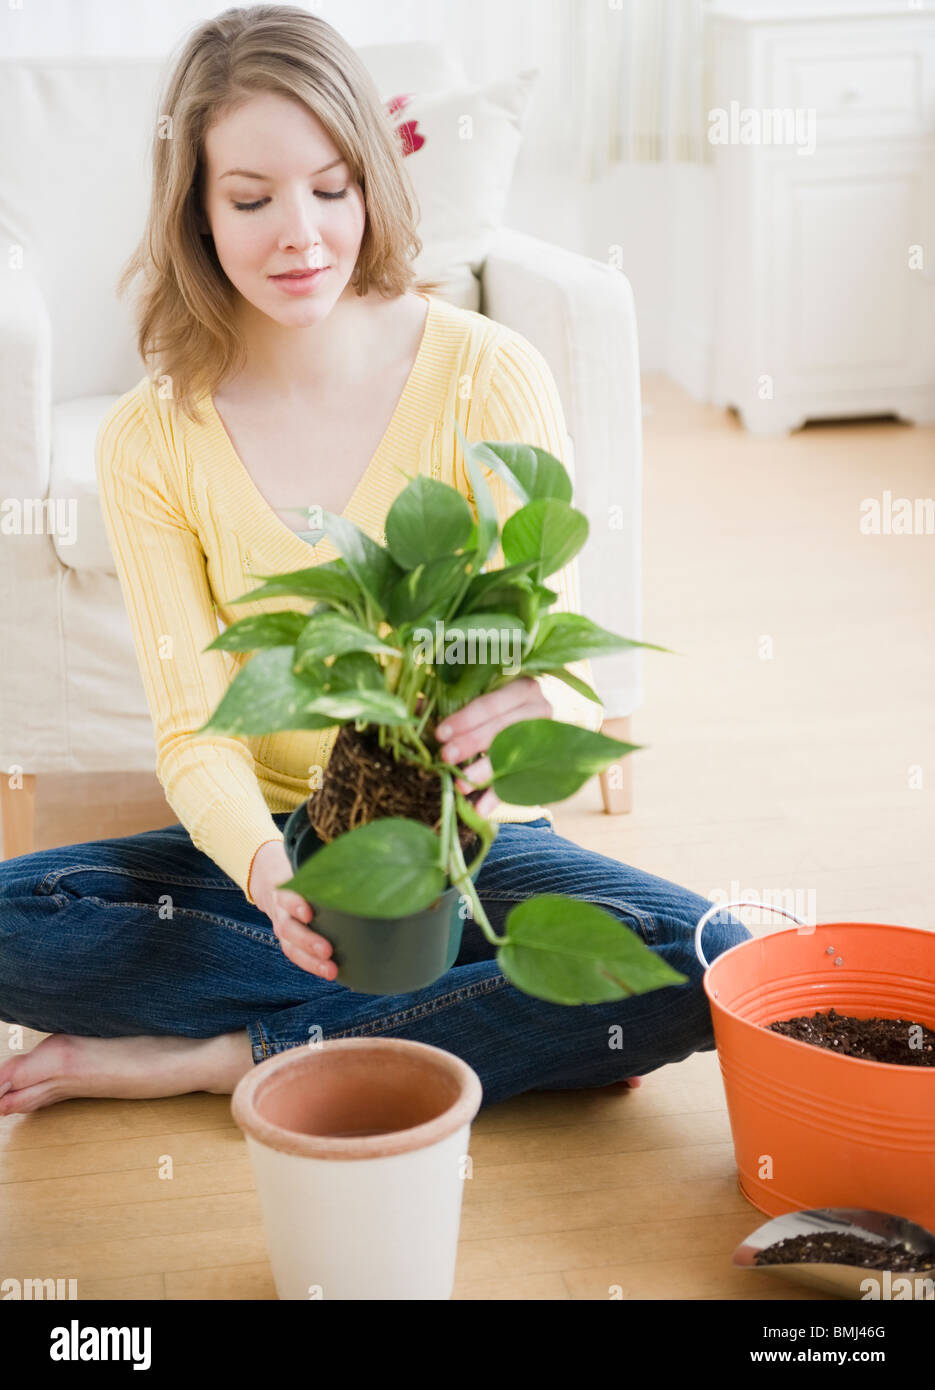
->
xmin=474 ymin=442 xmax=573 ymax=505
xmin=385 ymin=476 xmax=475 ymax=569
xmin=465 ymin=459 xmax=499 ymax=567
xmin=497 ymin=895 xmax=687 ymax=1004
xmin=501 ymin=499 xmax=588 ymax=580
xmin=204 ymin=610 xmax=307 ymax=653
xmin=489 ymin=718 xmax=642 ymax=803
xmin=325 ymin=651 xmax=384 ymax=693
xmin=388 ymin=554 xmax=472 ymax=627
xmin=461 ymin=561 xmax=538 ymax=613
xmin=455 ymin=423 xmax=501 ymax=568
xmin=524 ymin=613 xmax=672 ymax=671
xmin=293 ymin=613 xmax=399 ymax=676
xmin=227 ymin=561 xmax=361 ymax=608
xmin=433 ymin=661 xmax=499 ymax=718
xmin=463 ymin=579 xmax=533 ymax=624
xmin=441 ymin=611 xmax=527 ymax=638
xmin=321 ymin=512 xmax=402 ymax=616
xmin=282 ymin=819 xmax=447 ymax=918
xmin=435 ymin=654 xmax=463 ymax=686
xmin=300 ymin=689 xmax=413 ymax=724
xmin=430 ymin=612 xmax=527 ymax=674
xmin=536 ymin=666 xmax=603 ymax=705
xmin=195 ymin=647 xmax=340 ymax=736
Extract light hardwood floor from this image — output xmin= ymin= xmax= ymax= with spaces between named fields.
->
xmin=2 ymin=374 xmax=932 ymax=1300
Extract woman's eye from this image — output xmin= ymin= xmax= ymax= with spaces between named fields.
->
xmin=233 ymin=189 xmax=348 ymax=212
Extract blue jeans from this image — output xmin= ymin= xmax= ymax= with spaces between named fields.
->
xmin=0 ymin=815 xmax=751 ymax=1109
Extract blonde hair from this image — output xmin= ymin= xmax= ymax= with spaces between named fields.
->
xmin=118 ymin=4 xmax=443 ymax=426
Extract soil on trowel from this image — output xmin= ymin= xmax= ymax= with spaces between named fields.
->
xmin=754 ymin=1232 xmax=933 ymax=1271
xmin=765 ymin=1006 xmax=935 ymax=1066
xmin=304 ymin=723 xmax=480 ymax=857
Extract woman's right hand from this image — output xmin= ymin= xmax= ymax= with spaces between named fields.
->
xmin=249 ymin=839 xmax=337 ymax=981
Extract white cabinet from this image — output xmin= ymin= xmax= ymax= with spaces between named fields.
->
xmin=710 ymin=4 xmax=935 ymax=434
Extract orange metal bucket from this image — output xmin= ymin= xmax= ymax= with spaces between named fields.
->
xmin=696 ymin=901 xmax=935 ymax=1232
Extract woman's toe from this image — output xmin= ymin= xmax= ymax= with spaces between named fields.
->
xmin=0 ymin=1080 xmax=64 ymax=1114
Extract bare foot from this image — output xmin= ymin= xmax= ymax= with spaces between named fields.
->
xmin=0 ymin=1030 xmax=256 ymax=1114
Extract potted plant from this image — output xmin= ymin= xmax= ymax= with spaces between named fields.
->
xmin=198 ymin=424 xmax=685 ymax=1004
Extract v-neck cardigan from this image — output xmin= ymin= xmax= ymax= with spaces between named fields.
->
xmin=95 ymin=293 xmax=602 ymax=904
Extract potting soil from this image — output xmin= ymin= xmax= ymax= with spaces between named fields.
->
xmin=753 ymin=1232 xmax=933 ymax=1271
xmin=765 ymin=1007 xmax=935 ymax=1066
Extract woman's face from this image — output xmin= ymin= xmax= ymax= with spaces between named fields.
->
xmin=200 ymin=91 xmax=367 ymax=323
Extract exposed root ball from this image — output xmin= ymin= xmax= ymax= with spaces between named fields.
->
xmin=305 ymin=724 xmax=480 ymax=855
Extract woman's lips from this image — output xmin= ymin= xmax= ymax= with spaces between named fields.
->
xmin=271 ymin=267 xmax=329 ymax=294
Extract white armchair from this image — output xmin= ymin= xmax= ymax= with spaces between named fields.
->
xmin=0 ymin=43 xmax=643 ymax=859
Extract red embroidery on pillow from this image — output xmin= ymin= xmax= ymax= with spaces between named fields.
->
xmin=396 ymin=119 xmax=424 ymax=155
xmin=385 ymin=94 xmax=425 ymax=155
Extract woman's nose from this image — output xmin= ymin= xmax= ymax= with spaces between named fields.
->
xmin=277 ymin=194 xmax=325 ymax=255
xmin=279 ymin=228 xmax=323 ymax=258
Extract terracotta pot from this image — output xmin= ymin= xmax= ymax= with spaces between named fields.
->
xmin=696 ymin=901 xmax=935 ymax=1233
xmin=231 ymin=1037 xmax=483 ymax=1300
xmin=282 ymin=804 xmax=477 ymax=995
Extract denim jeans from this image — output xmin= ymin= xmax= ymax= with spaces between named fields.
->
xmin=0 ymin=814 xmax=751 ymax=1110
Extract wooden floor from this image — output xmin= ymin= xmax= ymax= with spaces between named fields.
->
xmin=2 ymin=374 xmax=932 ymax=1300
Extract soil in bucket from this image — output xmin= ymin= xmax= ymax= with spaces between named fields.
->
xmin=765 ymin=1007 xmax=935 ymax=1066
xmin=754 ymin=1233 xmax=934 ymax=1271
xmin=304 ymin=723 xmax=479 ymax=857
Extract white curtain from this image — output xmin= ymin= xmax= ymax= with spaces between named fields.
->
xmin=568 ymin=0 xmax=715 ymax=180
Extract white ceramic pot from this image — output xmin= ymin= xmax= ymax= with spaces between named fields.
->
xmin=231 ymin=1037 xmax=483 ymax=1300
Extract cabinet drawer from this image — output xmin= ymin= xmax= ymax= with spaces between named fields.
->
xmin=761 ymin=23 xmax=935 ymax=142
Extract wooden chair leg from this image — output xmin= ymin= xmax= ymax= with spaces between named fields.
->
xmin=599 ymin=715 xmax=634 ymax=815
xmin=0 ymin=772 xmax=36 ymax=859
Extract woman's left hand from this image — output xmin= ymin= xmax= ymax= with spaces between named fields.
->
xmin=433 ymin=676 xmax=553 ymax=818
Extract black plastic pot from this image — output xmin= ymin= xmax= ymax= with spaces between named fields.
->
xmin=283 ymin=805 xmax=478 ymax=996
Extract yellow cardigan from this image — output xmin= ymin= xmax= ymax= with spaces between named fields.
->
xmin=95 ymin=292 xmax=601 ymax=905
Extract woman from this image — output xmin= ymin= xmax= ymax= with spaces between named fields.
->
xmin=0 ymin=5 xmax=750 ymax=1115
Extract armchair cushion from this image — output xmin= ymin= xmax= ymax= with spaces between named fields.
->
xmin=482 ymin=227 xmax=644 ymax=718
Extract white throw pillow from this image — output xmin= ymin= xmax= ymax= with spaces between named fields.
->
xmin=383 ymin=72 xmax=539 ymax=308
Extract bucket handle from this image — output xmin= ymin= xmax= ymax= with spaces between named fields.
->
xmin=694 ymin=898 xmax=809 ymax=970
